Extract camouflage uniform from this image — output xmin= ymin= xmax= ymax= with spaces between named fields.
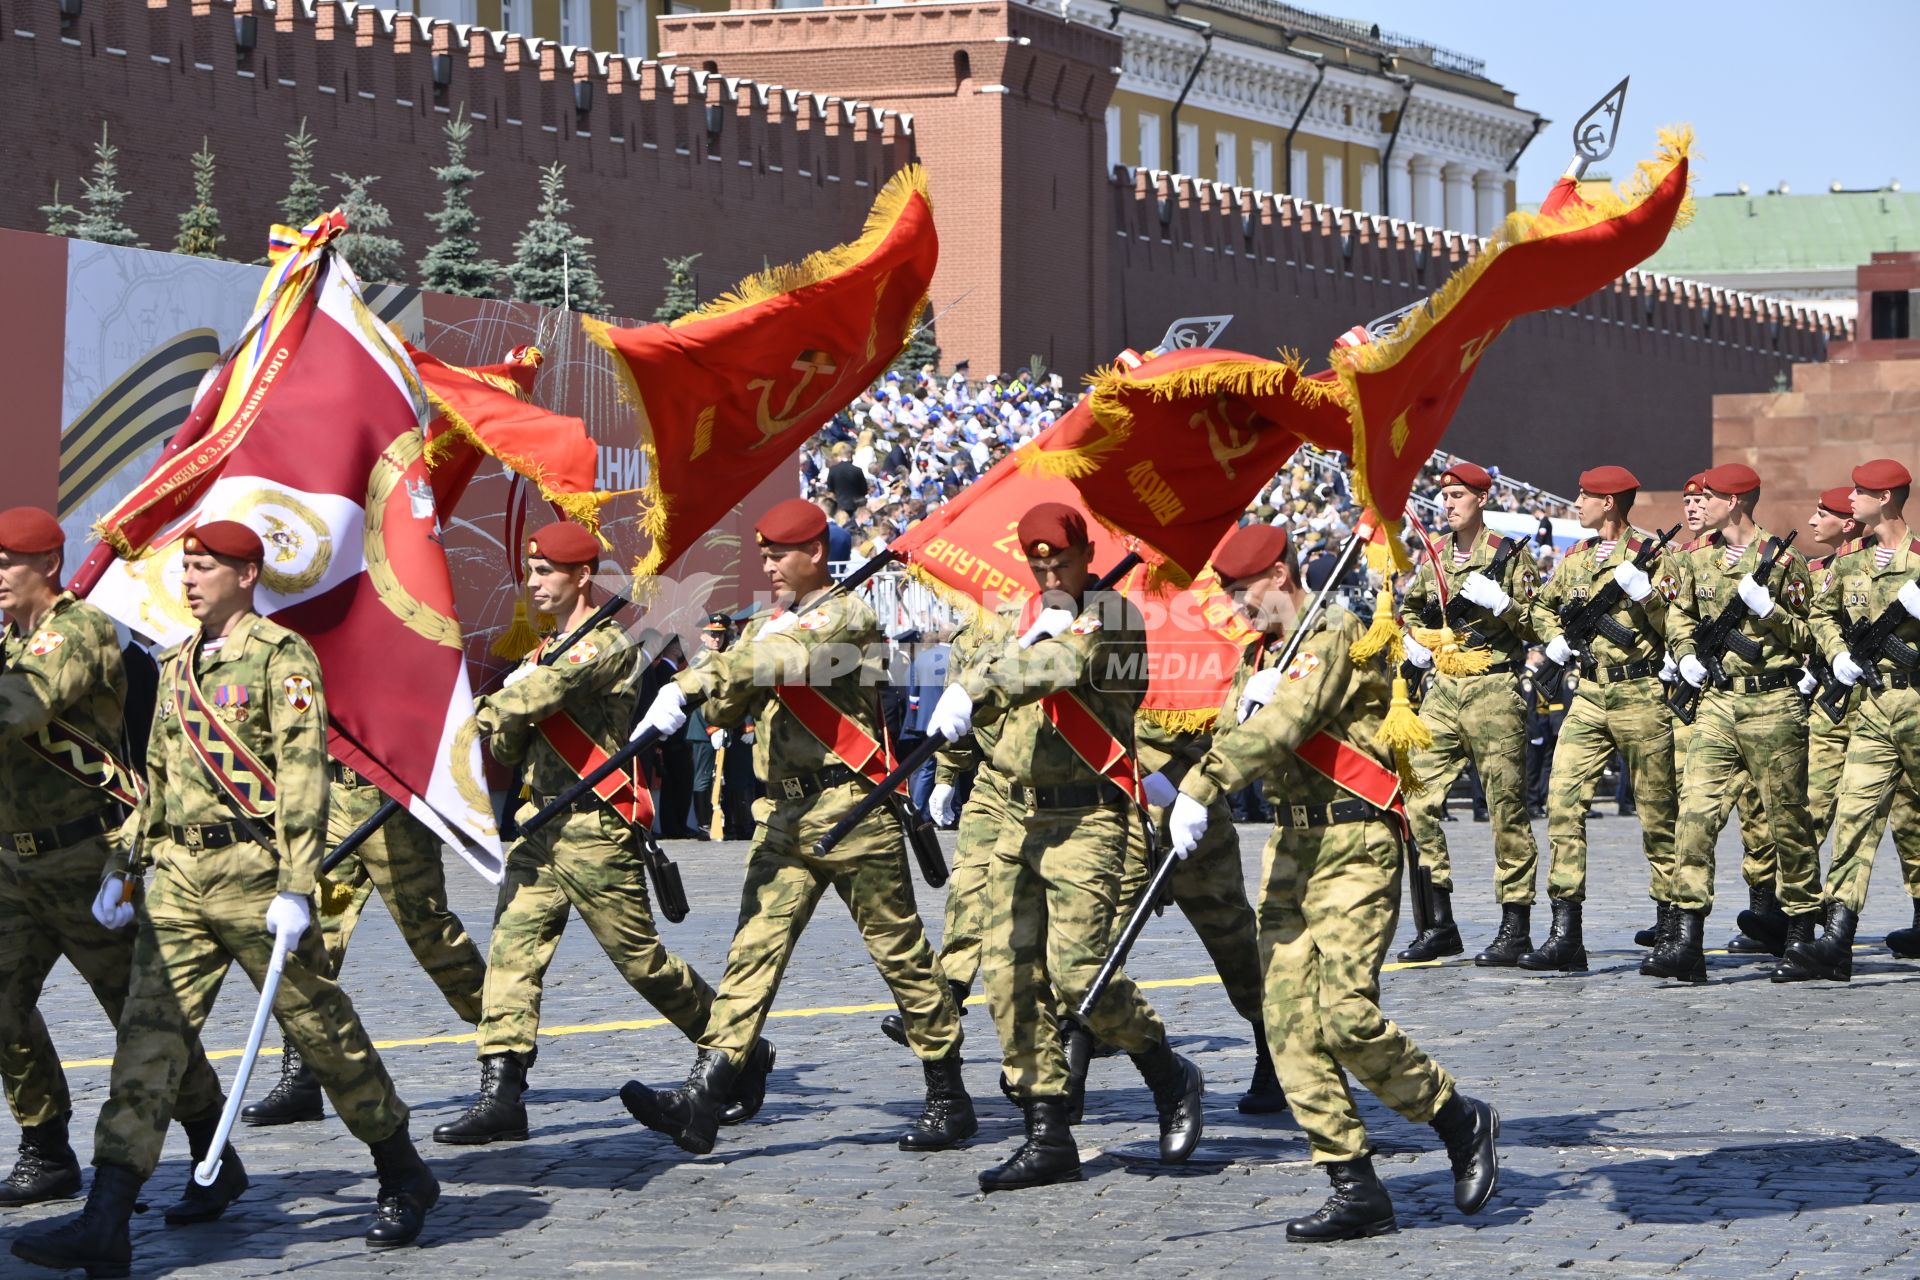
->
xmin=1529 ymin=532 xmax=1677 ymax=903
xmin=1181 ymin=606 xmax=1456 ymax=1162
xmin=95 ymin=614 xmax=409 ymax=1177
xmin=676 ymin=589 xmax=959 ymax=1065
xmin=1807 ymin=698 xmax=1920 ymax=893
xmin=958 ymin=591 xmax=1165 ymax=1099
xmin=1665 ymin=528 xmax=1819 ymax=917
xmin=314 ymin=770 xmax=485 ymax=1023
xmin=1402 ymin=528 xmax=1542 ymax=905
xmin=0 ymin=594 xmax=223 ymax=1131
xmin=1670 ymin=718 xmax=1774 ymax=898
xmin=473 ymin=619 xmax=713 ymax=1058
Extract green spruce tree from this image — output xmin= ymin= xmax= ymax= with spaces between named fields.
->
xmin=506 ymin=163 xmax=605 ymax=314
xmin=893 ymin=318 xmax=940 ymax=375
xmin=174 ymin=139 xmax=225 ymax=259
xmin=652 ymin=253 xmax=701 ymax=322
xmin=420 ymin=110 xmax=500 ymax=297
xmin=279 ymin=119 xmax=327 ymax=228
xmin=76 ymin=124 xmax=139 ymax=247
xmin=332 ymin=173 xmax=405 ymax=283
xmin=41 ymin=183 xmax=79 ymax=237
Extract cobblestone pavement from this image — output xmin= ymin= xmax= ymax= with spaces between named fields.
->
xmin=10 ymin=812 xmax=1920 ymax=1278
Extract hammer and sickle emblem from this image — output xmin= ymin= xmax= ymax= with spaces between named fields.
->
xmin=1195 ymin=395 xmax=1259 ymax=481
xmin=746 ymin=350 xmax=846 ymax=450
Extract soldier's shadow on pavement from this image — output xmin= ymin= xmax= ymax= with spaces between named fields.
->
xmin=1589 ymin=1136 xmax=1920 ymax=1223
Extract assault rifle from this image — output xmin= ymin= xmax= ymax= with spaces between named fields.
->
xmin=1533 ymin=524 xmax=1680 ymax=694
xmin=1667 ymin=530 xmax=1797 ymax=726
xmin=1403 ymin=530 xmax=1531 ymax=689
xmin=1817 ymin=598 xmax=1920 ymax=722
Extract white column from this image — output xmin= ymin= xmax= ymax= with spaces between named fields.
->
xmin=1410 ymin=155 xmax=1443 ymax=226
xmin=1443 ymin=163 xmax=1472 ymax=232
xmin=1474 ymin=170 xmax=1506 ymax=235
xmin=1386 ymin=153 xmax=1413 ymax=220
xmin=1359 ymin=162 xmax=1380 ymax=214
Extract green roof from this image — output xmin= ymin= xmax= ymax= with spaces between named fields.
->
xmin=1641 ymin=189 xmax=1919 ymax=276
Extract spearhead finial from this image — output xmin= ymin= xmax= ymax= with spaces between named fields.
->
xmin=1565 ymin=76 xmax=1630 ymax=180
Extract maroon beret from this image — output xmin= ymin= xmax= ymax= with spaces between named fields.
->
xmin=525 ymin=521 xmax=601 ymax=565
xmin=0 ymin=507 xmax=65 ymax=555
xmin=1819 ymin=486 xmax=1857 ymax=518
xmin=755 ymin=498 xmax=829 ymax=546
xmin=1682 ymin=473 xmax=1707 ymax=497
xmin=1438 ymin=461 xmax=1492 ymax=492
xmin=1702 ymin=462 xmax=1760 ymax=496
xmin=184 ymin=519 xmax=264 ymax=563
xmin=1016 ymin=502 xmax=1090 ymax=558
xmin=1212 ymin=524 xmax=1290 ymax=584
xmin=1852 ymin=458 xmax=1913 ymax=491
xmin=1577 ymin=465 xmax=1639 ymax=497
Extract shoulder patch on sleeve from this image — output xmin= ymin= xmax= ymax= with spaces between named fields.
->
xmin=796 ymin=607 xmax=833 ymax=631
xmin=564 ymin=638 xmax=601 ymax=665
xmin=1285 ymin=651 xmax=1320 ymax=682
xmin=26 ymin=628 xmax=65 ymax=657
xmin=282 ymin=674 xmax=315 ymax=712
xmin=1069 ymin=613 xmax=1103 ymax=635
xmin=1785 ymin=578 xmax=1808 ymax=611
xmin=1657 ymin=572 xmax=1681 ymax=602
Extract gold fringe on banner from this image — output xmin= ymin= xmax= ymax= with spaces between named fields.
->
xmin=1140 ymin=705 xmax=1221 ymax=734
xmin=422 ymin=389 xmax=611 ymax=533
xmin=1408 ymin=624 xmax=1497 ymax=678
xmin=1374 ymin=673 xmax=1431 ymax=794
xmin=490 ymin=594 xmax=543 ymax=659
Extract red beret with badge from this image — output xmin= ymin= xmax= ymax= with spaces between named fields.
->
xmin=1702 ymin=462 xmax=1760 ymax=495
xmin=755 ymin=498 xmax=829 ymax=547
xmin=1819 ymin=486 xmax=1857 ymax=518
xmin=184 ymin=519 xmax=265 ymax=564
xmin=1682 ymin=473 xmax=1706 ymax=497
xmin=1852 ymin=458 xmax=1913 ymax=491
xmin=1016 ymin=503 xmax=1090 ymax=558
xmin=1212 ymin=523 xmax=1290 ymax=584
xmin=1577 ymin=465 xmax=1639 ymax=496
xmin=0 ymin=507 xmax=65 ymax=555
xmin=525 ymin=520 xmax=601 ymax=566
xmin=1438 ymin=461 xmax=1493 ymax=492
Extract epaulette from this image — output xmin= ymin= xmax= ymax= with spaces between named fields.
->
xmin=1625 ymin=532 xmax=1647 ymax=554
xmin=1678 ymin=536 xmax=1705 ymax=553
xmin=1576 ymin=535 xmax=1599 ymax=552
xmin=1485 ymin=532 xmax=1505 ymax=548
xmin=1809 ymin=554 xmax=1830 ymax=572
xmin=1836 ymin=536 xmax=1871 ymax=559
xmin=1908 ymin=537 xmax=1920 ymax=556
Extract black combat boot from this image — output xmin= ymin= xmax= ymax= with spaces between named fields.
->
xmin=620 ymin=1050 xmax=737 ymax=1155
xmin=0 ymin=1115 xmax=82 ymax=1206
xmin=1473 ymin=904 xmax=1533 ymax=967
xmin=1430 ymin=1091 xmax=1501 ymax=1213
xmin=10 ymin=1162 xmax=142 ymax=1277
xmin=239 ymin=1038 xmax=323 ymax=1126
xmin=1644 ymin=907 xmax=1708 ymax=983
xmin=1638 ymin=902 xmax=1676 ymax=974
xmin=1131 ymin=1038 xmax=1204 ymax=1164
xmin=364 ymin=1127 xmax=439 ymax=1249
xmin=161 ymin=1116 xmax=247 ymax=1224
xmin=1061 ymin=1020 xmax=1094 ymax=1124
xmin=719 ymin=1039 xmax=777 ymax=1126
xmin=898 ymin=1050 xmax=979 ymax=1151
xmin=1396 ymin=887 xmax=1463 ymax=962
xmin=1768 ymin=913 xmax=1821 ymax=983
xmin=880 ymin=979 xmax=967 ymax=1048
xmin=1732 ymin=882 xmax=1789 ymax=956
xmin=1237 ymin=1023 xmax=1288 ymax=1115
xmin=1284 ymin=1156 xmax=1397 ymax=1242
xmin=1633 ymin=900 xmax=1671 ymax=948
xmin=1517 ymin=899 xmax=1587 ymax=972
xmin=1885 ymin=898 xmax=1920 ymax=959
xmin=431 ymin=1053 xmax=529 ymax=1145
xmin=1781 ymin=904 xmax=1857 ymax=982
xmin=976 ymin=1098 xmax=1082 ymax=1192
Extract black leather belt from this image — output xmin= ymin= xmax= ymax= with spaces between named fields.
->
xmin=1013 ymin=779 xmax=1131 ymax=810
xmin=168 ymin=820 xmax=257 ymax=851
xmin=1711 ymin=670 xmax=1797 ymax=694
xmin=1274 ymin=798 xmax=1386 ymax=829
xmin=773 ymin=763 xmax=859 ymax=802
xmin=328 ymin=761 xmax=362 ymax=787
xmin=1880 ymin=671 xmax=1916 ymax=690
xmin=1579 ymin=657 xmax=1659 ymax=685
xmin=2 ymin=810 xmax=116 ymax=856
xmin=528 ymin=788 xmax=604 ymax=816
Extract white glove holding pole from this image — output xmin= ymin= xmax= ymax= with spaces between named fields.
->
xmin=1659 ymin=653 xmax=1677 ymax=683
xmin=1736 ymin=573 xmax=1775 ymax=619
xmin=710 ymin=728 xmax=729 ymax=749
xmin=1168 ymin=793 xmax=1209 ymax=860
xmin=929 ymin=783 xmax=957 ymax=825
xmin=1833 ymin=651 xmax=1864 ymax=687
xmin=1544 ymin=635 xmax=1574 ymax=667
xmin=1236 ymin=668 xmax=1286 ymax=724
xmin=91 ymin=875 xmax=134 ymax=931
xmin=927 ymin=684 xmax=974 ymax=742
xmin=1018 ymin=607 xmax=1075 ymax=649
xmin=1402 ymin=630 xmax=1435 ymax=670
xmin=1459 ymin=571 xmax=1512 ymax=616
xmin=1899 ymin=581 xmax=1920 ymax=620
xmin=1613 ymin=561 xmax=1654 ymax=602
xmin=1141 ymin=771 xmax=1178 ymax=808
xmin=263 ymin=892 xmax=311 ymax=949
xmin=1796 ymin=669 xmax=1819 ymax=697
xmin=633 ymin=685 xmax=688 ymax=740
xmin=502 ymin=663 xmax=539 ymax=688
xmin=1678 ymin=654 xmax=1708 ymax=688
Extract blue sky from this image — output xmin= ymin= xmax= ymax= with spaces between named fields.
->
xmin=1348 ymin=0 xmax=1917 ymax=201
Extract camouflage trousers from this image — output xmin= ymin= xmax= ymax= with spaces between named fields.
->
xmin=985 ymin=801 xmax=1166 ymax=1100
xmin=1117 ymin=795 xmax=1264 ymax=1025
xmin=0 ymin=831 xmax=224 ymax=1129
xmin=1545 ymin=678 xmax=1677 ymax=902
xmin=1807 ymin=710 xmax=1920 ymax=901
xmin=1673 ymin=718 xmax=1773 ymax=892
xmin=480 ymin=804 xmax=713 ymax=1058
xmin=700 ymin=783 xmax=959 ymax=1064
xmin=1822 ymin=686 xmax=1920 ymax=912
xmin=1259 ymin=817 xmax=1454 ymax=1163
xmin=316 ymin=778 xmax=486 ymax=1024
xmin=1671 ymin=687 xmax=1818 ymax=915
xmin=1406 ymin=671 xmax=1540 ymax=904
xmin=932 ymin=768 xmax=1011 ymax=992
xmin=94 ymin=838 xmax=407 ymax=1177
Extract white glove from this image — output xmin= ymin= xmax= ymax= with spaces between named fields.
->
xmin=1142 ymin=771 xmax=1178 ymax=808
xmin=264 ymin=892 xmax=311 ymax=948
xmin=633 ymin=684 xmax=688 ymax=740
xmin=502 ymin=663 xmax=538 ymax=688
xmin=1402 ymin=631 xmax=1434 ymax=670
xmin=1168 ymin=792 xmax=1209 ymax=860
xmin=1018 ymin=607 xmax=1075 ymax=649
xmin=1796 ymin=669 xmax=1819 ymax=697
xmin=1236 ymin=667 xmax=1286 ymax=723
xmin=91 ymin=875 xmax=134 ymax=931
xmin=710 ymin=728 xmax=729 ymax=749
xmin=1459 ymin=571 xmax=1512 ymax=616
xmin=1736 ymin=573 xmax=1774 ymax=619
xmin=1833 ymin=651 xmax=1864 ymax=687
xmin=1613 ymin=561 xmax=1654 ymax=602
xmin=1544 ymin=635 xmax=1574 ymax=667
xmin=927 ymin=683 xmax=974 ymax=742
xmin=1659 ymin=653 xmax=1677 ymax=683
xmin=929 ymin=782 xmax=957 ymax=825
xmin=1678 ymin=654 xmax=1708 ymax=688
xmin=1899 ymin=581 xmax=1920 ymax=620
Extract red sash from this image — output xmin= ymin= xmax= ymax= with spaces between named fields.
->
xmin=536 ymin=711 xmax=655 ymax=827
xmin=1041 ymin=692 xmax=1144 ymax=804
xmin=776 ymin=683 xmax=898 ymax=790
xmin=1295 ymin=730 xmax=1402 ymax=813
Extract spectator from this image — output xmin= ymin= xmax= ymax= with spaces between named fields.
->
xmin=826 ymin=441 xmax=869 ymax=514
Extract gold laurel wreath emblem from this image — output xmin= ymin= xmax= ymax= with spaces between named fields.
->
xmin=365 ymin=430 xmax=462 ymax=650
xmin=232 ymin=488 xmax=334 ymax=594
xmin=451 ymin=715 xmax=492 ymax=823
